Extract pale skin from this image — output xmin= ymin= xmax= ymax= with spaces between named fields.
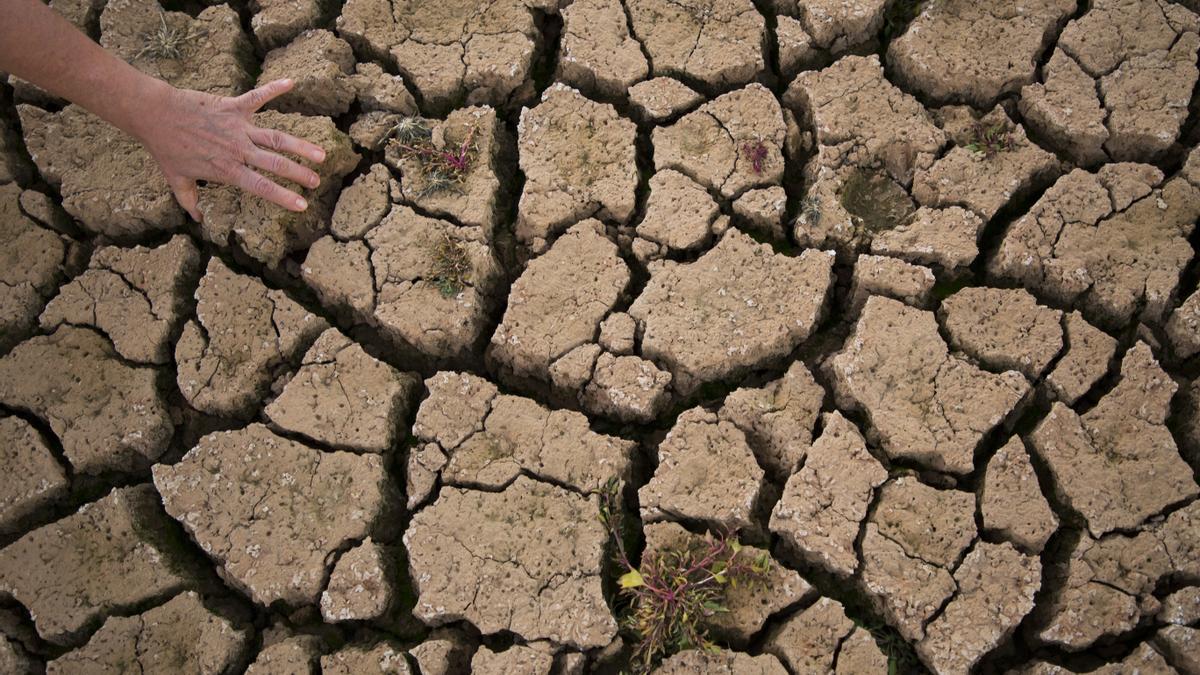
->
xmin=0 ymin=0 xmax=325 ymax=221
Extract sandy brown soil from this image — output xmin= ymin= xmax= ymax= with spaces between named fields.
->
xmin=2 ymin=0 xmax=1200 ymax=672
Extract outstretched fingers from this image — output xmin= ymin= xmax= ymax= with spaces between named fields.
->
xmin=233 ymin=79 xmax=295 ymax=114
xmin=248 ymin=125 xmax=326 ymax=165
xmin=231 ymin=164 xmax=308 ymax=212
xmin=245 ymin=147 xmax=320 ymax=189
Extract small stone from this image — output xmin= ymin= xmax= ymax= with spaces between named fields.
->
xmin=636 ymin=170 xmax=719 ymax=253
xmin=718 ymin=361 xmax=825 ymax=476
xmin=829 ymin=296 xmax=1029 ymax=474
xmin=321 ymin=641 xmax=411 ymax=674
xmin=642 ymin=522 xmax=815 ymax=647
xmin=732 ymin=186 xmax=787 ymax=240
xmin=250 ymin=0 xmax=325 ymax=49
xmin=177 ymin=258 xmax=328 ymax=418
xmin=939 ymin=287 xmax=1064 ymax=380
xmin=405 ymin=443 xmax=448 ymax=511
xmin=630 ymin=229 xmax=833 ymax=395
xmin=639 ymin=407 xmax=764 ymax=532
xmin=0 ymin=327 xmax=173 ymax=475
xmin=628 ymin=78 xmax=703 ymax=123
xmin=848 ymin=254 xmax=935 ymax=315
xmin=550 ymin=343 xmax=603 ymax=392
xmin=866 ymin=206 xmax=983 ymax=273
xmin=404 ymin=477 xmax=617 ymax=648
xmin=770 ymin=412 xmax=887 ymax=577
xmin=582 ymin=352 xmax=673 ymax=424
xmin=598 ymin=312 xmax=636 ymax=356
xmin=1045 ymin=312 xmax=1117 ymax=405
xmin=245 ymin=635 xmax=321 ymax=675
xmin=409 ymin=629 xmax=474 ymax=675
xmin=259 ymin=30 xmax=356 ymax=116
xmin=471 ymin=645 xmax=553 ymax=674
xmin=266 ymin=328 xmax=420 ymax=453
xmin=917 ymin=542 xmax=1042 ymax=675
xmin=516 ymin=85 xmax=638 ymax=247
xmin=653 ymin=85 xmax=785 ymax=199
xmin=331 ymin=164 xmax=395 ymax=240
xmin=981 ymin=437 xmax=1059 ymax=553
xmin=775 ymin=15 xmax=823 ymax=79
xmin=0 ymin=485 xmax=200 ymax=645
xmin=1030 ymin=343 xmax=1198 ymax=537
xmin=351 ymin=62 xmax=419 ymax=114
xmin=626 ymin=0 xmax=765 ymax=88
xmin=40 ymin=235 xmax=202 ymax=365
xmin=1167 ymin=289 xmax=1200 ymax=360
xmin=489 ymin=221 xmax=629 ymax=384
xmin=46 ymin=592 xmax=250 ymax=675
xmin=835 ymin=628 xmax=888 ymax=673
xmin=16 ymin=188 xmax=72 ymax=234
xmin=320 ymin=539 xmax=395 ymax=622
xmin=0 ymin=416 xmax=68 ymax=535
xmin=557 ymin=0 xmax=648 ymax=99
xmin=153 ymin=424 xmax=399 ymax=607
xmin=1155 ymin=625 xmax=1200 ymax=673
xmin=1159 ymin=587 xmax=1200 ymax=626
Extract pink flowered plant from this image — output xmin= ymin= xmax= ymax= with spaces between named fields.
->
xmin=741 ymin=140 xmax=769 ymax=174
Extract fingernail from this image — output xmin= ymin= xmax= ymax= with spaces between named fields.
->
xmin=295 ymin=197 xmax=307 ymax=210
xmin=315 ymin=149 xmax=326 ymax=162
xmin=310 ymin=175 xmax=320 ymax=188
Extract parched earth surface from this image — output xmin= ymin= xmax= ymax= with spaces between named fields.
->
xmin=3 ymin=0 xmax=1200 ymax=673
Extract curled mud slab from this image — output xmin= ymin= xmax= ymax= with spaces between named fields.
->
xmin=5 ymin=1 xmax=1200 ymax=672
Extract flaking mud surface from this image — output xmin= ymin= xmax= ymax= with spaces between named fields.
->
xmin=2 ymin=0 xmax=1200 ymax=672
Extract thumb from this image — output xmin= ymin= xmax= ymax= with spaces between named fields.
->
xmin=169 ymin=177 xmax=203 ymax=223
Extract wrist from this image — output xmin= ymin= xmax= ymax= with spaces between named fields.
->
xmin=118 ymin=75 xmax=175 ymax=143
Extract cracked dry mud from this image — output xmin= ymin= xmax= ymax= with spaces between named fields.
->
xmin=4 ymin=0 xmax=1200 ymax=673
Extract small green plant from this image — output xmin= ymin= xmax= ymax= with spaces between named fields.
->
xmin=965 ymin=122 xmax=1014 ymax=158
xmin=390 ymin=117 xmax=478 ymax=197
xmin=429 ymin=231 xmax=472 ymax=298
xmin=136 ymin=13 xmax=204 ymax=61
xmin=598 ymin=480 xmax=770 ymax=673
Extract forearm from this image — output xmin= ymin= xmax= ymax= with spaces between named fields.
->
xmin=0 ymin=0 xmax=169 ymax=139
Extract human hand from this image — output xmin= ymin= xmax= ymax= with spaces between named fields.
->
xmin=132 ymin=78 xmax=326 ymax=222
